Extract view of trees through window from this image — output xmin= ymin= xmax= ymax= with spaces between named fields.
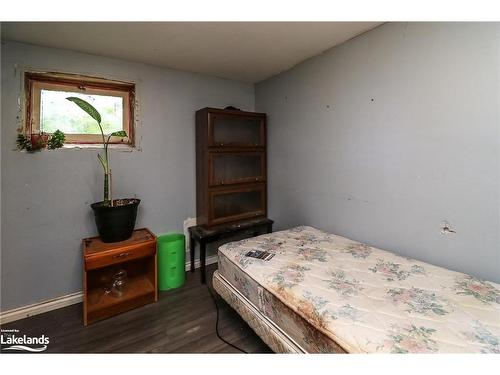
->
xmin=40 ymin=90 xmax=123 ymax=134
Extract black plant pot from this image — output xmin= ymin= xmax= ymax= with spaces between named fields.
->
xmin=91 ymin=198 xmax=140 ymax=243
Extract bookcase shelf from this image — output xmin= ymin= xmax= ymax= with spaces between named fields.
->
xmin=196 ymin=107 xmax=267 ymax=227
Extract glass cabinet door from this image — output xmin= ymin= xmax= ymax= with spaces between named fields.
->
xmin=209 ymin=185 xmax=265 ymax=225
xmin=210 ymin=114 xmax=264 ymax=147
xmin=210 ymin=152 xmax=265 ymax=186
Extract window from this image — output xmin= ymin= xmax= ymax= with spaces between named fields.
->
xmin=25 ymin=72 xmax=135 ymax=146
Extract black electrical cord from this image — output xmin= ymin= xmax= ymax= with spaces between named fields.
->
xmin=206 ymin=284 xmax=248 ymax=353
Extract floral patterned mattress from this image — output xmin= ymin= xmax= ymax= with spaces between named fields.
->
xmin=218 ymin=226 xmax=500 ymax=353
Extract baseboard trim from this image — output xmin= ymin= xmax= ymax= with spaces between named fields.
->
xmin=189 ymin=254 xmax=218 ymax=271
xmin=0 ymin=292 xmax=84 ymax=325
xmin=0 ymin=254 xmax=218 ymax=325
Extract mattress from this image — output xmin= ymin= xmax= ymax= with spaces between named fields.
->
xmin=218 ymin=226 xmax=500 ymax=353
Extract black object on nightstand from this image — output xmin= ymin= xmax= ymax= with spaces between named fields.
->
xmin=188 ymin=218 xmax=273 ymax=283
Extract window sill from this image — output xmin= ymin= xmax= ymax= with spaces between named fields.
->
xmin=62 ymin=143 xmax=135 ymax=152
xmin=15 ymin=144 xmax=137 ymax=153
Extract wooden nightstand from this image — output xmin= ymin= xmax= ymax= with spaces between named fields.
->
xmin=82 ymin=228 xmax=158 ymax=326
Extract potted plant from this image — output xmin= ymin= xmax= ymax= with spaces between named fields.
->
xmin=17 ymin=130 xmax=66 ymax=152
xmin=66 ymin=97 xmax=140 ymax=243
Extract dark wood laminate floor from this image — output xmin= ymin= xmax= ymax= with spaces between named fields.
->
xmin=0 ymin=264 xmax=272 ymax=353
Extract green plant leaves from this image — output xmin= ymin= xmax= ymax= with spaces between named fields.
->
xmin=110 ymin=130 xmax=128 ymax=138
xmin=66 ymin=97 xmax=101 ymax=124
xmin=16 ymin=134 xmax=32 ymax=151
xmin=47 ymin=129 xmax=66 ymax=149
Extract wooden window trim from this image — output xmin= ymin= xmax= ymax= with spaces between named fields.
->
xmin=25 ymin=72 xmax=136 ymax=146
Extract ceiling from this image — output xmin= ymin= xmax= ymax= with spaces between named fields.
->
xmin=1 ymin=22 xmax=381 ymax=83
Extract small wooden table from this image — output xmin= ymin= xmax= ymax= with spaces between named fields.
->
xmin=188 ymin=218 xmax=273 ymax=284
xmin=82 ymin=228 xmax=158 ymax=326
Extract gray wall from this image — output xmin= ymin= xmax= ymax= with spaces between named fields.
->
xmin=256 ymin=22 xmax=500 ymax=283
xmin=1 ymin=41 xmax=254 ymax=311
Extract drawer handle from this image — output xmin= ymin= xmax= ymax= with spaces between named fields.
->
xmin=113 ymin=252 xmax=131 ymax=259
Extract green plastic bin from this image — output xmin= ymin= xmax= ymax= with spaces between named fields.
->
xmin=157 ymin=233 xmax=186 ymax=290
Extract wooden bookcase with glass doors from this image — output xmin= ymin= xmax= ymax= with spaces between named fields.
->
xmin=195 ymin=107 xmax=267 ymax=228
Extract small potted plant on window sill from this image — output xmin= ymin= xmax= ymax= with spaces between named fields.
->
xmin=67 ymin=97 xmax=140 ymax=243
xmin=17 ymin=130 xmax=66 ymax=152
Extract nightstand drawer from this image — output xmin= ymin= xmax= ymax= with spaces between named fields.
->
xmin=85 ymin=242 xmax=156 ymax=270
